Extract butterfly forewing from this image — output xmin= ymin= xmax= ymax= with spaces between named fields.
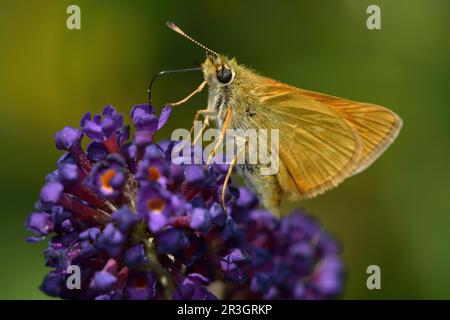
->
xmin=250 ymin=79 xmax=401 ymax=200
xmin=254 ymin=81 xmax=362 ymax=200
xmin=296 ymin=89 xmax=403 ymax=176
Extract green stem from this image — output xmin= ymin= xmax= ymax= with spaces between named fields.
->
xmin=145 ymin=238 xmax=176 ymax=299
xmin=130 ymin=220 xmax=176 ymax=299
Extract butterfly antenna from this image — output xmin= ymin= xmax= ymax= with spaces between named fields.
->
xmin=167 ymin=21 xmax=219 ymax=58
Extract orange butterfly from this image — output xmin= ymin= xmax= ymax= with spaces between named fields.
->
xmin=166 ymin=22 xmax=402 ymax=216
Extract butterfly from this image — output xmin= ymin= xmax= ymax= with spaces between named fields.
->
xmin=163 ymin=22 xmax=402 ymax=216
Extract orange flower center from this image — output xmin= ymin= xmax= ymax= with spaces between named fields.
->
xmin=100 ymin=169 xmax=116 ymax=194
xmin=147 ymin=198 xmax=165 ymax=213
xmin=148 ymin=166 xmax=161 ymax=181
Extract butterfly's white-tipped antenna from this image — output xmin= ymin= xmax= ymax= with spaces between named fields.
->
xmin=167 ymin=21 xmax=219 ymax=58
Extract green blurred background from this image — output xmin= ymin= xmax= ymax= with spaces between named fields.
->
xmin=1 ymin=0 xmax=449 ymax=299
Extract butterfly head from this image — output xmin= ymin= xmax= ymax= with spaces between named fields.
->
xmin=202 ymin=54 xmax=237 ymax=87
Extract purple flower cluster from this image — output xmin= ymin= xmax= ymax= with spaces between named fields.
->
xmin=25 ymin=104 xmax=344 ymax=300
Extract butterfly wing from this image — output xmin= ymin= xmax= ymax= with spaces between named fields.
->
xmin=251 ymin=80 xmax=401 ymax=200
xmin=296 ymin=89 xmax=403 ymax=175
xmin=250 ymin=81 xmax=362 ymax=200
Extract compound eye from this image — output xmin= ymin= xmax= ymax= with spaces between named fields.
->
xmin=216 ymin=67 xmax=232 ymax=84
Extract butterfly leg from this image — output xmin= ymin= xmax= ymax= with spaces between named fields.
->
xmin=178 ymin=109 xmax=217 ymax=155
xmin=189 ymin=109 xmax=217 ymax=144
xmin=170 ymin=81 xmax=206 ymax=107
xmin=221 ymin=156 xmax=237 ymax=210
xmin=206 ymin=109 xmax=232 ymax=165
xmin=220 ymin=135 xmax=247 ymax=209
